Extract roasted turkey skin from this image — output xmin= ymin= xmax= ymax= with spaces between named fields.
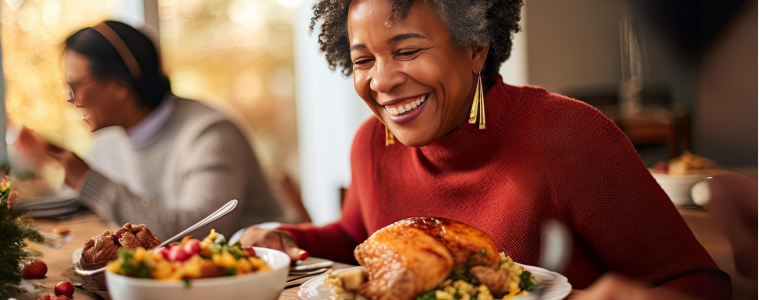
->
xmin=354 ymin=217 xmax=501 ymax=300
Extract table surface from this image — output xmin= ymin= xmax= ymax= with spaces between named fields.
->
xmin=25 ymin=207 xmax=755 ymax=300
xmin=27 ymin=211 xmax=352 ymax=300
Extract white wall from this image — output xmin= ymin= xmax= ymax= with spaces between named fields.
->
xmin=499 ymin=4 xmax=529 ymax=86
xmin=113 ymin=0 xmax=145 ymax=28
xmin=294 ymin=1 xmax=373 ymax=225
xmin=525 ymin=0 xmax=626 ymax=94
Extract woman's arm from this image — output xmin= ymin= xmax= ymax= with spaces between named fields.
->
xmin=244 ymin=117 xmax=378 ymax=264
xmin=571 ymin=272 xmax=730 ymax=300
xmin=78 ymin=121 xmax=268 ymax=240
xmin=276 ymin=118 xmax=379 ymax=264
xmin=278 ymin=182 xmax=367 ymax=264
xmin=540 ymin=97 xmax=731 ymax=298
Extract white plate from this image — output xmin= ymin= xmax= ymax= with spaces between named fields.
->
xmin=19 ymin=186 xmax=79 ymax=206
xmin=27 ymin=203 xmax=80 ymax=217
xmin=298 ymin=264 xmax=571 ymax=300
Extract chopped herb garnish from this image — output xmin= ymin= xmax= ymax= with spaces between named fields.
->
xmin=416 ymin=290 xmax=436 ymax=300
xmin=214 ymin=234 xmax=227 ymax=245
xmin=446 ymin=265 xmax=480 ymax=285
xmin=137 ymin=265 xmax=151 ymax=278
xmin=183 ymin=278 xmax=192 ymax=288
xmin=480 ymin=248 xmax=486 ymax=256
xmin=519 ymin=270 xmax=538 ymax=291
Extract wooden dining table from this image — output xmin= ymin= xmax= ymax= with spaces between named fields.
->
xmin=25 ymin=211 xmax=352 ymax=300
xmin=22 ymin=206 xmax=755 ymax=300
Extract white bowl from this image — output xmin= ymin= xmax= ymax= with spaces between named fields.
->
xmin=106 ymin=247 xmax=290 ymax=300
xmin=650 ymin=171 xmax=709 ymax=205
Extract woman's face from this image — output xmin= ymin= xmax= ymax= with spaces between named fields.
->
xmin=64 ymin=50 xmax=128 ymax=132
xmin=348 ymin=0 xmax=488 ymax=147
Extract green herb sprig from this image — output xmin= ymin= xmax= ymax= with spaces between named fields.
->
xmin=0 ymin=173 xmax=44 ymax=297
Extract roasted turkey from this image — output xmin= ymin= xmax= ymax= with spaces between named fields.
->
xmin=354 ymin=217 xmax=510 ymax=300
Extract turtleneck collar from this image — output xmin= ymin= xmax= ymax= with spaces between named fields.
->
xmin=127 ymin=94 xmax=175 ymax=148
xmin=417 ymin=75 xmax=524 ymax=171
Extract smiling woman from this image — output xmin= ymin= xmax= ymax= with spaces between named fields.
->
xmin=239 ymin=0 xmax=732 ymax=299
xmin=313 ymin=0 xmax=520 ymax=146
xmin=346 ymin=0 xmax=490 ymax=146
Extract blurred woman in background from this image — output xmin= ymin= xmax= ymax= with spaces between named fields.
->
xmin=26 ymin=21 xmax=285 ymax=240
xmin=239 ymin=0 xmax=731 ymax=299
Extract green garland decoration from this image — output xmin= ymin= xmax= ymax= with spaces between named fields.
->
xmin=0 ymin=172 xmax=44 ymax=297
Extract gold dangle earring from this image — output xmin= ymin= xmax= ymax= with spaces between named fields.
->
xmin=385 ymin=125 xmax=395 ymax=146
xmin=468 ymin=73 xmax=486 ymax=129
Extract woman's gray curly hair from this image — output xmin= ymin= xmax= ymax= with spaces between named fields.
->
xmin=310 ymin=0 xmax=523 ymax=79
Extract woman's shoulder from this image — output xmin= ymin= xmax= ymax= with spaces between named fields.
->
xmin=491 ymin=81 xmax=610 ymax=127
xmin=170 ymin=98 xmax=249 ymax=135
xmin=509 ymin=85 xmax=603 ymax=118
xmin=502 ymin=85 xmax=633 ymax=163
xmin=171 ymin=97 xmax=228 ymax=122
xmin=512 ymin=86 xmax=622 ymax=138
xmin=165 ymin=98 xmax=255 ymax=152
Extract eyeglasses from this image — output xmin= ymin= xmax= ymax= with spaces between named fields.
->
xmin=66 ymin=83 xmax=74 ymax=104
xmin=65 ymin=80 xmax=95 ymax=104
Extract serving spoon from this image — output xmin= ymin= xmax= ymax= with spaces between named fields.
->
xmin=74 ymin=199 xmax=239 ymax=276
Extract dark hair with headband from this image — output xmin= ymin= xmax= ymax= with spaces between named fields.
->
xmin=65 ymin=20 xmax=170 ymax=108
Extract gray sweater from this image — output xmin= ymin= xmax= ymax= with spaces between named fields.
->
xmin=79 ymin=97 xmax=284 ymax=240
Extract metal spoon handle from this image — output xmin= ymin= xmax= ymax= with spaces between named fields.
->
xmin=158 ymin=199 xmax=238 ymax=248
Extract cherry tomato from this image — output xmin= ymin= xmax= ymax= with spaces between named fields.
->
xmin=183 ymin=239 xmax=201 ymax=256
xmin=168 ymin=245 xmax=191 ymax=262
xmin=242 ymin=246 xmax=257 ymax=257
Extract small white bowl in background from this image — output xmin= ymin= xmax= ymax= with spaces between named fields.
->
xmin=650 ymin=171 xmax=709 ymax=206
xmin=106 ymin=247 xmax=290 ymax=300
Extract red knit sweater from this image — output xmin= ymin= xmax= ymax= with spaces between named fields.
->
xmin=280 ymin=77 xmax=731 ymax=298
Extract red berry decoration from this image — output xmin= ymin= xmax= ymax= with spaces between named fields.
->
xmin=55 ymin=296 xmax=71 ymax=300
xmin=23 ymin=260 xmax=48 ymax=279
xmin=35 ymin=295 xmax=54 ymax=300
xmin=55 ymin=281 xmax=74 ymax=297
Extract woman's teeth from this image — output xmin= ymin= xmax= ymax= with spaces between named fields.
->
xmin=385 ymin=95 xmax=427 ymax=116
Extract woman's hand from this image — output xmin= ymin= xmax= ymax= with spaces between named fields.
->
xmin=42 ymin=142 xmax=91 ymax=191
xmin=239 ymin=225 xmax=308 ymax=262
xmin=13 ymin=127 xmax=91 ymax=191
xmin=570 ymin=274 xmax=694 ymax=300
xmin=14 ymin=127 xmax=53 ymax=170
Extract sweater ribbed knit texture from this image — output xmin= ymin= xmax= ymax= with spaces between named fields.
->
xmin=280 ymin=77 xmax=731 ymax=297
xmin=79 ymin=98 xmax=285 ymax=240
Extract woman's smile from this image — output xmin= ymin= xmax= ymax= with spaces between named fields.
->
xmin=81 ymin=109 xmax=90 ymax=122
xmin=382 ymin=94 xmax=428 ymax=125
